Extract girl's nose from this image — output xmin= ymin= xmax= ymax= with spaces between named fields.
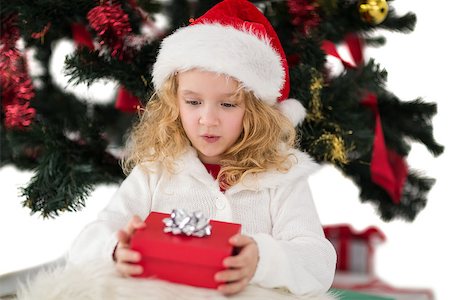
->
xmin=199 ymin=106 xmax=219 ymax=126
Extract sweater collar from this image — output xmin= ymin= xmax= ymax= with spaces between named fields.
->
xmin=227 ymin=149 xmax=319 ymax=194
xmin=174 ymin=147 xmax=320 ymax=194
xmin=174 ymin=148 xmax=219 ymax=187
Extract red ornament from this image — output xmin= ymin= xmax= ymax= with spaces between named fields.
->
xmin=115 ymin=86 xmax=141 ymax=112
xmin=71 ymin=23 xmax=95 ymax=50
xmin=31 ymin=22 xmax=51 ymax=42
xmin=287 ymin=0 xmax=321 ymax=35
xmin=4 ymin=103 xmax=36 ymax=129
xmin=0 ymin=49 xmax=22 ymax=103
xmin=87 ymin=2 xmax=132 ymax=60
xmin=1 ymin=14 xmax=36 ymax=129
xmin=0 ymin=14 xmax=20 ymax=48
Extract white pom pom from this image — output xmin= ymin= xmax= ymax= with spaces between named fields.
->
xmin=278 ymin=98 xmax=307 ymax=126
xmin=325 ymin=54 xmax=345 ymax=78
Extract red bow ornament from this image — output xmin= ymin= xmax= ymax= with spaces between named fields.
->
xmin=321 ymin=34 xmax=408 ymax=204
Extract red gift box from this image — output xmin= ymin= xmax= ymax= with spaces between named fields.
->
xmin=130 ymin=211 xmax=241 ymax=289
xmin=324 ymin=224 xmax=385 ymax=275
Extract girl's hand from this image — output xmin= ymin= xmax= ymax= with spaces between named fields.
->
xmin=215 ymin=234 xmax=259 ymax=295
xmin=113 ymin=215 xmax=146 ymax=277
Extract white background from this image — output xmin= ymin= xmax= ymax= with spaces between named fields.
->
xmin=1 ymin=0 xmax=449 ymax=298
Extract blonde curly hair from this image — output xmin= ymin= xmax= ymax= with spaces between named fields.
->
xmin=122 ymin=74 xmax=297 ymax=189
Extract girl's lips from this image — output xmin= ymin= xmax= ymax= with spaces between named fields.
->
xmin=202 ymin=135 xmax=220 ymax=143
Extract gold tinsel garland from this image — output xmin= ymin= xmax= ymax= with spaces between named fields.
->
xmin=306 ymin=70 xmax=349 ymax=165
xmin=307 ymin=69 xmax=325 ymax=121
xmin=312 ymin=132 xmax=349 ymax=164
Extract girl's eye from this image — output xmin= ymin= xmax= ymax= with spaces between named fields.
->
xmin=222 ymin=102 xmax=237 ymax=108
xmin=185 ymin=99 xmax=200 ymax=105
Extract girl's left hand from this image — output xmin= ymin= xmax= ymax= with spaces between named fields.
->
xmin=214 ymin=234 xmax=259 ymax=295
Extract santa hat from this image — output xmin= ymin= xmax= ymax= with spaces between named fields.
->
xmin=152 ymin=0 xmax=306 ymax=126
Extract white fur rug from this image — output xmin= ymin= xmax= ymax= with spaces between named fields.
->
xmin=16 ymin=262 xmax=338 ymax=300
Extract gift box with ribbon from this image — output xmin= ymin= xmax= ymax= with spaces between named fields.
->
xmin=130 ymin=210 xmax=241 ymax=289
xmin=323 ymin=224 xmax=385 ymax=275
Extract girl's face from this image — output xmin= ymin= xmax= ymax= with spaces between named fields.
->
xmin=177 ymin=69 xmax=245 ymax=164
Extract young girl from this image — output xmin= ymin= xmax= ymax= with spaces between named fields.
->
xmin=68 ymin=0 xmax=336 ymax=296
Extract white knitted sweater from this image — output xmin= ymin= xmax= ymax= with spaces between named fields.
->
xmin=67 ymin=147 xmax=336 ymax=296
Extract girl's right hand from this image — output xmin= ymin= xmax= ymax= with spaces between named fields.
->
xmin=113 ymin=215 xmax=146 ymax=277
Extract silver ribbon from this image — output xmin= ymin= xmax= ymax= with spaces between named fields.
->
xmin=163 ymin=209 xmax=212 ymax=237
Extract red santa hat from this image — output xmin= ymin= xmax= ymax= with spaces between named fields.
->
xmin=152 ymin=0 xmax=306 ymax=126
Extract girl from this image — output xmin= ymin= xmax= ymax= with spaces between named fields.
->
xmin=68 ymin=0 xmax=336 ymax=296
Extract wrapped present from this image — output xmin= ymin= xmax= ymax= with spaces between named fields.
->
xmin=324 ymin=224 xmax=434 ymax=300
xmin=130 ymin=210 xmax=241 ymax=289
xmin=324 ymin=224 xmax=385 ymax=275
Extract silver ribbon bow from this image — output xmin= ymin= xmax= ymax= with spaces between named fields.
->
xmin=163 ymin=209 xmax=212 ymax=237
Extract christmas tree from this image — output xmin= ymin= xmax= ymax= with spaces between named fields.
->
xmin=1 ymin=0 xmax=444 ymax=220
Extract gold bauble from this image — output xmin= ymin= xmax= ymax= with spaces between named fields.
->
xmin=358 ymin=0 xmax=389 ymax=25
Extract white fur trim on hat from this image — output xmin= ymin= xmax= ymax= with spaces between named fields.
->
xmin=278 ymin=98 xmax=307 ymax=126
xmin=152 ymin=23 xmax=284 ymax=105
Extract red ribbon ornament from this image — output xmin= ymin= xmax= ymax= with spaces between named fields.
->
xmin=115 ymin=87 xmax=141 ymax=112
xmin=321 ymin=34 xmax=407 ymax=204
xmin=321 ymin=39 xmax=356 ymax=69
xmin=71 ymin=23 xmax=95 ymax=50
xmin=361 ymin=93 xmax=407 ymax=203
